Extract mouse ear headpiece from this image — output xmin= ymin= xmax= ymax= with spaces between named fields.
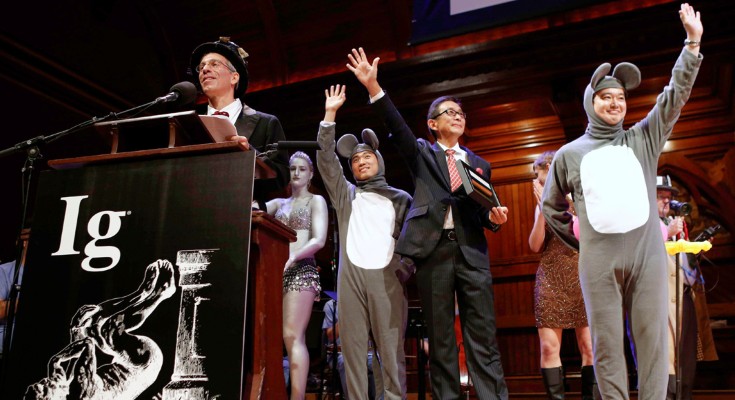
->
xmin=336 ymin=129 xmax=381 ymax=159
xmin=361 ymin=128 xmax=379 ymax=149
xmin=336 ymin=134 xmax=359 ymax=159
xmin=590 ymin=62 xmax=641 ymax=94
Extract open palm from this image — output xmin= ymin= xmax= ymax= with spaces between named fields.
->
xmin=679 ymin=3 xmax=703 ymax=39
xmin=325 ymin=84 xmax=346 ymax=112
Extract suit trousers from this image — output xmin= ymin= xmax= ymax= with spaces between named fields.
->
xmin=416 ymin=230 xmax=508 ymax=400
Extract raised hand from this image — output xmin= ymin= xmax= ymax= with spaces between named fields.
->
xmin=346 ymin=47 xmax=382 ymax=96
xmin=325 ymin=84 xmax=347 ymax=113
xmin=679 ymin=3 xmax=703 ymax=42
xmin=323 ymin=84 xmax=347 ymax=123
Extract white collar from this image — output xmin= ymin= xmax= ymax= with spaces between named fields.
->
xmin=436 ymin=141 xmax=464 ymax=156
xmin=207 ymin=98 xmax=243 ymax=125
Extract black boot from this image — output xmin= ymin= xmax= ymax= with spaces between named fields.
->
xmin=667 ymin=374 xmax=677 ymax=400
xmin=581 ymin=365 xmax=600 ymax=400
xmin=541 ymin=366 xmax=565 ymax=400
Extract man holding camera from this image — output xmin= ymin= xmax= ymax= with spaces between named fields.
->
xmin=656 ymin=175 xmax=717 ymax=399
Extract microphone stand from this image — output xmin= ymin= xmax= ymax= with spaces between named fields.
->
xmin=329 ymin=303 xmax=338 ymax=400
xmin=675 ymin=240 xmax=681 ymax=400
xmin=329 ymin=206 xmax=339 ymax=399
xmin=674 ymin=221 xmax=687 ymax=400
xmin=0 ymin=95 xmax=167 ymax=160
xmin=0 ymin=97 xmax=165 ymax=379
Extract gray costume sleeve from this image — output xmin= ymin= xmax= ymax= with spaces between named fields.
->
xmin=541 ymin=151 xmax=578 ymax=250
xmin=316 ymin=122 xmax=354 ymax=209
xmin=629 ymin=49 xmax=703 ymax=153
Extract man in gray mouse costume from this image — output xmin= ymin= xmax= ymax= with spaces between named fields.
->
xmin=316 ymin=85 xmax=413 ymax=400
xmin=541 ymin=4 xmax=703 ymax=399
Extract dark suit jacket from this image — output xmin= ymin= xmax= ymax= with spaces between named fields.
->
xmin=233 ymin=108 xmax=289 ymax=193
xmin=196 ymin=104 xmax=290 ymax=196
xmin=371 ymin=94 xmax=498 ymax=270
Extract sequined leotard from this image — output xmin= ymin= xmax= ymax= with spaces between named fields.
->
xmin=275 ymin=197 xmax=321 ymax=300
xmin=534 ymin=226 xmax=588 ymax=328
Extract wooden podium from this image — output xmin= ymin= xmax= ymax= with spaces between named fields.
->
xmin=248 ymin=211 xmax=295 ymax=400
xmin=2 ymin=113 xmax=291 ymax=399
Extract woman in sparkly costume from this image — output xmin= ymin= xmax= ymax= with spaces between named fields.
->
xmin=263 ymin=151 xmax=328 ymax=400
xmin=528 ymin=151 xmax=596 ymax=399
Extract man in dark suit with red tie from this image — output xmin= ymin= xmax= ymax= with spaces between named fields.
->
xmin=189 ymin=37 xmax=289 ymax=194
xmin=348 ymin=47 xmax=510 ymax=400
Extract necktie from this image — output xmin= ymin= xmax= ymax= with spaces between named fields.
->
xmin=446 ymin=149 xmax=462 ymax=192
xmin=212 ymin=110 xmax=229 ymax=117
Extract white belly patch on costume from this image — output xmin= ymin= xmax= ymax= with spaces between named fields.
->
xmin=580 ymin=144 xmax=649 ymax=234
xmin=346 ymin=191 xmax=396 ymax=269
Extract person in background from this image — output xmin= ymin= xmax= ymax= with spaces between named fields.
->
xmin=528 ymin=151 xmax=597 ymax=400
xmin=0 ymin=259 xmax=23 ymax=379
xmin=259 ymin=151 xmax=328 ymax=400
xmin=650 ymin=176 xmax=717 ymax=399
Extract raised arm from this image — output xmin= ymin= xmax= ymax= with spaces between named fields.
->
xmin=348 ymin=47 xmax=421 ymax=165
xmin=528 ymin=179 xmax=547 ymax=252
xmin=324 ymin=84 xmax=346 ymax=123
xmin=307 ymin=85 xmax=346 ymax=254
xmin=635 ymin=3 xmax=704 ymax=151
xmin=346 ymin=47 xmax=383 ymax=98
xmin=316 ymin=85 xmax=355 ymax=211
xmin=680 ymin=3 xmax=703 ymax=57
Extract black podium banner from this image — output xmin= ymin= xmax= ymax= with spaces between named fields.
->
xmin=3 ymin=150 xmax=255 ymax=399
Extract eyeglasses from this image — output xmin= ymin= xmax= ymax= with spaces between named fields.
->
xmin=432 ymin=108 xmax=467 ymax=120
xmin=196 ymin=59 xmax=236 ymax=73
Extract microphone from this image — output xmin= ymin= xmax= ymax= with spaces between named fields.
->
xmin=266 ymin=141 xmax=322 ymax=151
xmin=155 ymin=81 xmax=197 ymax=105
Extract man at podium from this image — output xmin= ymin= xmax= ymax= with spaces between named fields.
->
xmin=189 ymin=36 xmax=290 ymax=197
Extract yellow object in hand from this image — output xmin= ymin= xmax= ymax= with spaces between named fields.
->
xmin=665 ymin=239 xmax=712 ymax=255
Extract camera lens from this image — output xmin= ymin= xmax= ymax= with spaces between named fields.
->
xmin=670 ymin=200 xmax=691 ymax=216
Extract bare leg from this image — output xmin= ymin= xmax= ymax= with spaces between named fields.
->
xmin=539 ymin=328 xmax=565 ymax=400
xmin=538 ymin=327 xmax=563 ymax=368
xmin=575 ymin=326 xmax=595 ymax=366
xmin=283 ymin=290 xmax=316 ymax=400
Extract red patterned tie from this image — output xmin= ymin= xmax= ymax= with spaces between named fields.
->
xmin=212 ymin=110 xmax=229 ymax=117
xmin=446 ymin=149 xmax=462 ymax=192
